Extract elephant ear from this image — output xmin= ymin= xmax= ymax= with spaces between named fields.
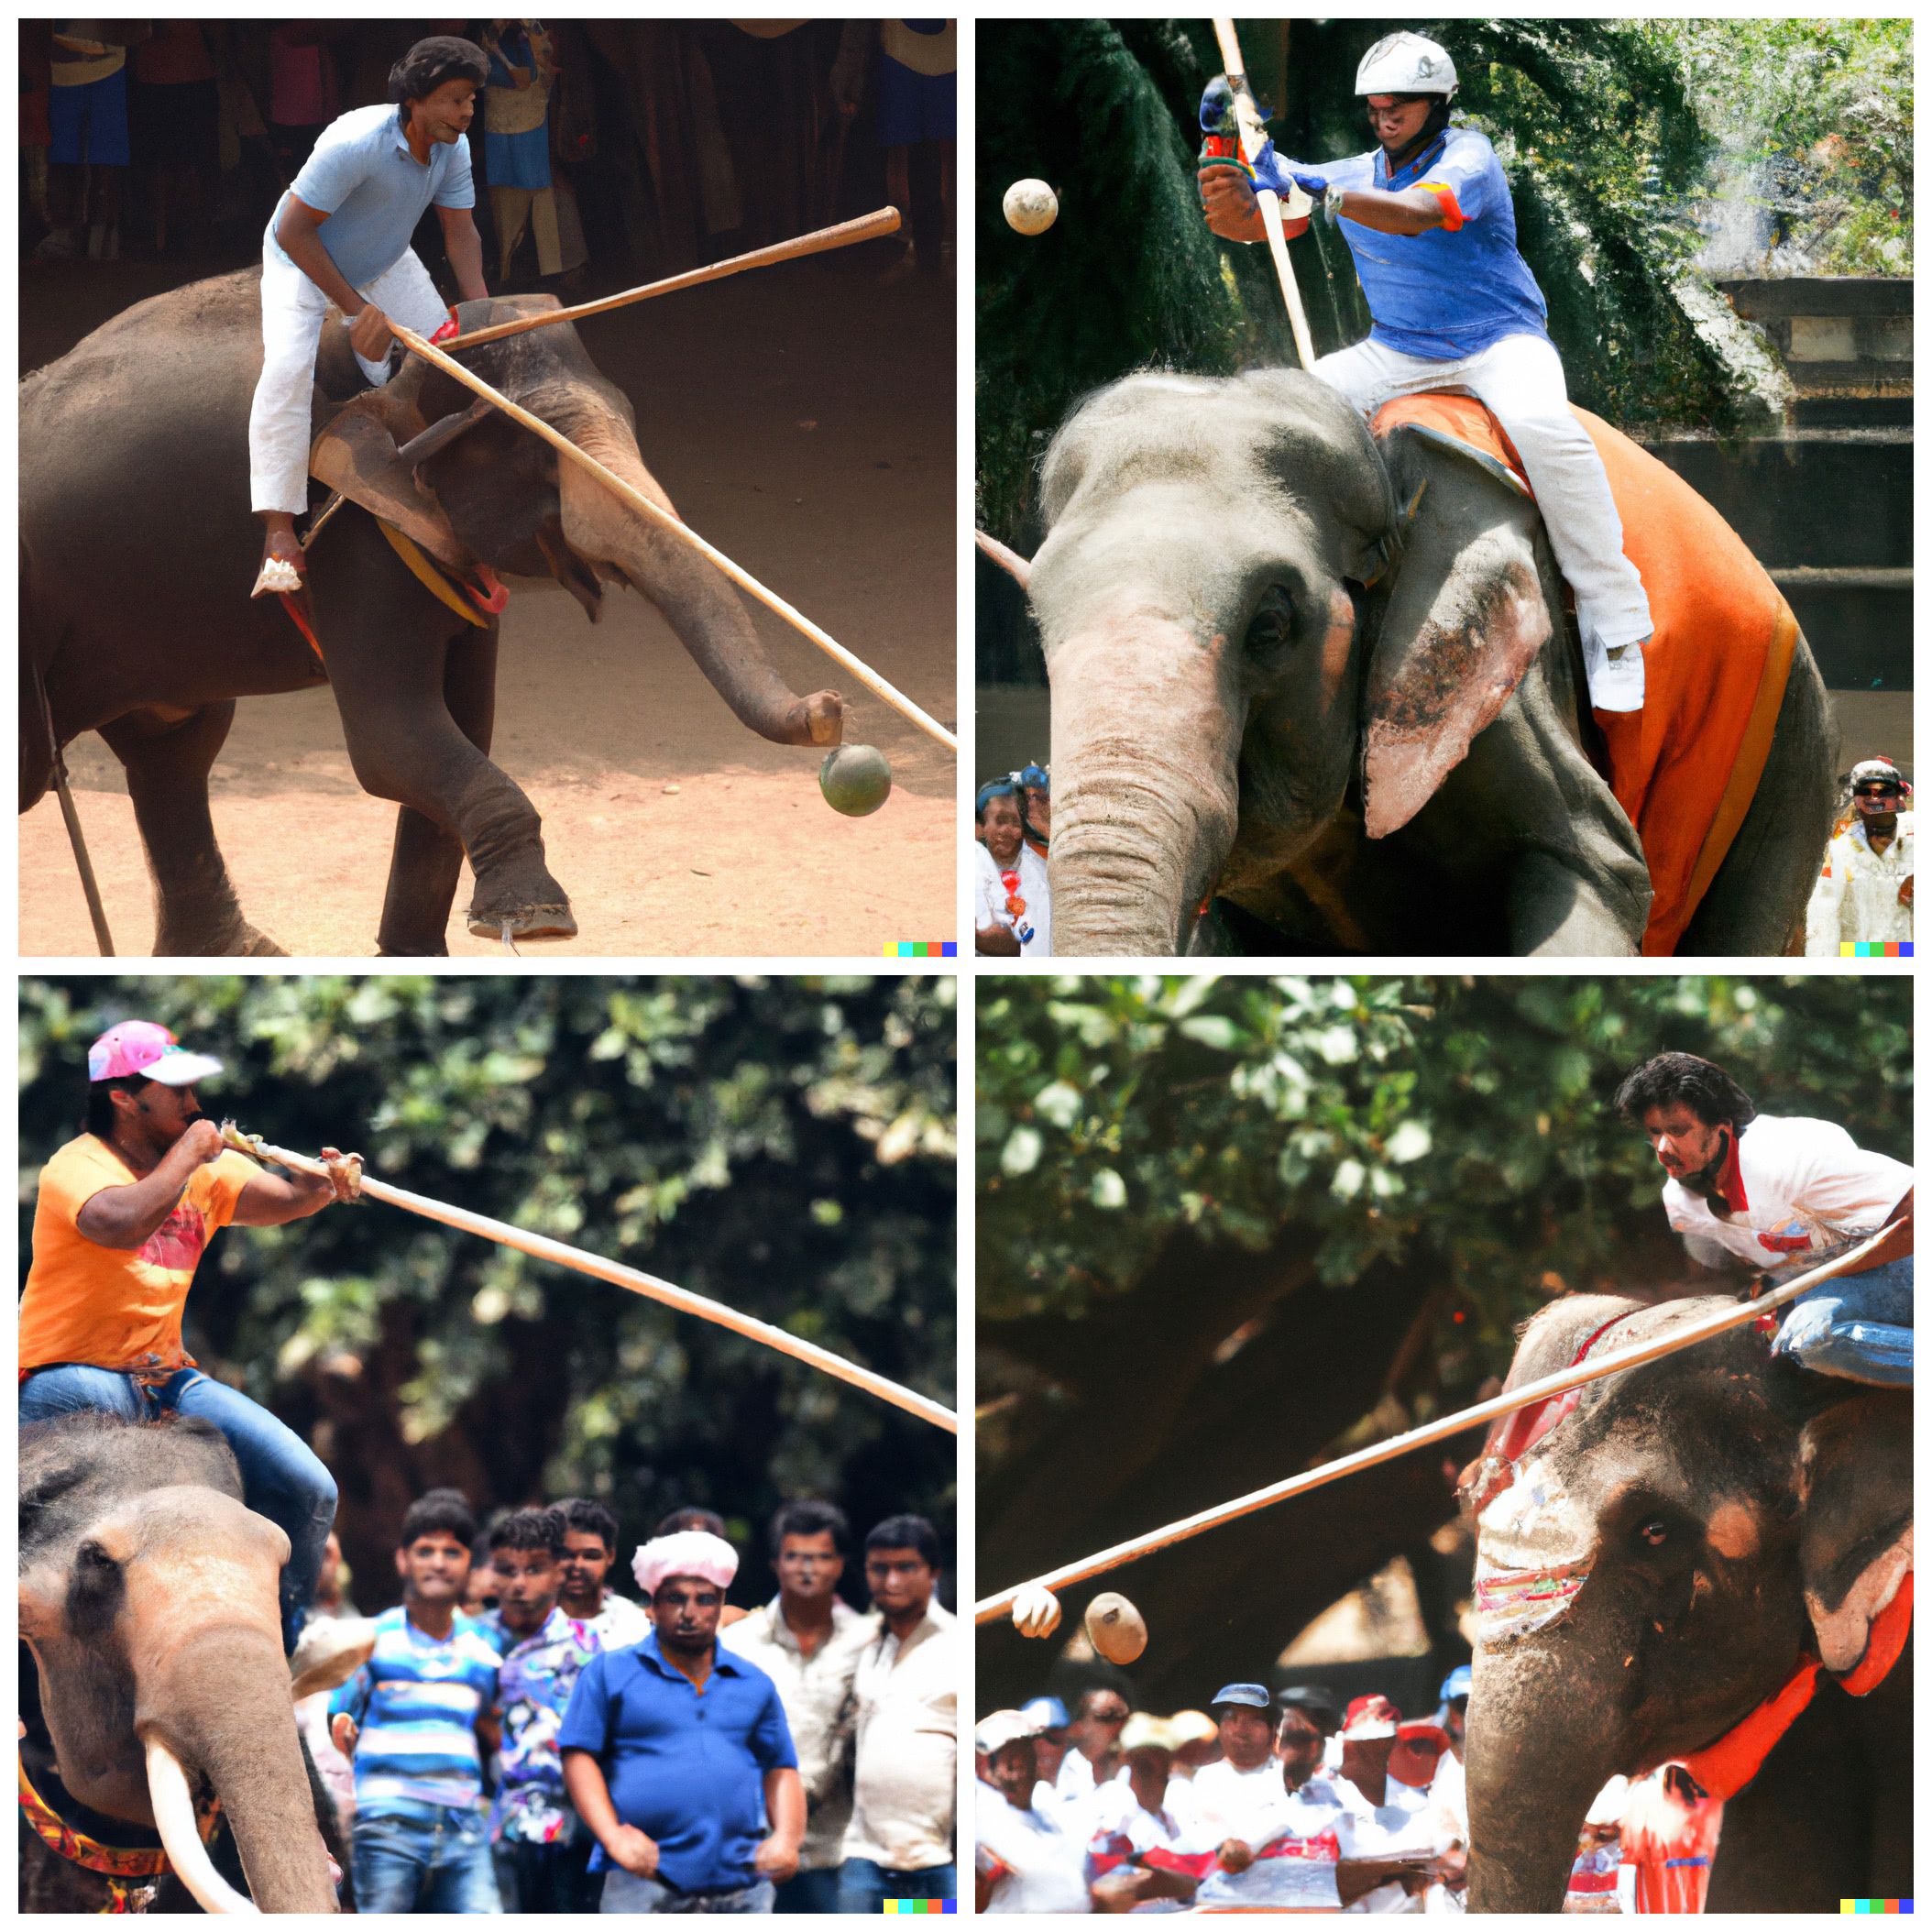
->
xmin=1361 ymin=429 xmax=1553 ymax=840
xmin=309 ymin=405 xmax=476 ymax=570
xmin=1798 ymin=1390 xmax=1913 ymax=1687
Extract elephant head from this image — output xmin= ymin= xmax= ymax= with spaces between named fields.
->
xmin=1001 ymin=367 xmax=1579 ymax=954
xmin=1458 ymin=1294 xmax=1912 ymax=1912
xmin=313 ymin=296 xmax=843 ymax=751
xmin=19 ymin=1413 xmax=357 ymax=1913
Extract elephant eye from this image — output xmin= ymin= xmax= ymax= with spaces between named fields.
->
xmin=77 ymin=1540 xmax=118 ymax=1572
xmin=1637 ymin=1519 xmax=1669 ymax=1549
xmin=1243 ymin=588 xmax=1298 ymax=663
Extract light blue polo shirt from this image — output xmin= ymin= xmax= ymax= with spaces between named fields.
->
xmin=1323 ymin=125 xmax=1550 ymax=360
xmin=266 ymin=102 xmax=475 ymax=289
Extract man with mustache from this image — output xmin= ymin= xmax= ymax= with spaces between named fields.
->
xmin=1616 ymin=1050 xmax=1913 ymax=1385
xmin=19 ymin=1020 xmax=363 ymax=1653
xmin=1806 ymin=757 xmax=1914 ymax=955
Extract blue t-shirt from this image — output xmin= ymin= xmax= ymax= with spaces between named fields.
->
xmin=557 ymin=1631 xmax=797 ymax=1893
xmin=327 ymin=1606 xmax=501 ymax=1820
xmin=267 ymin=101 xmax=475 ymax=288
xmin=1323 ymin=125 xmax=1549 ymax=359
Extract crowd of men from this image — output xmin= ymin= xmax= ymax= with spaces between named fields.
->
xmin=975 ymin=1674 xmax=1721 ymax=1914
xmin=975 ymin=762 xmax=1051 ymax=956
xmin=303 ymin=1491 xmax=957 ymax=1913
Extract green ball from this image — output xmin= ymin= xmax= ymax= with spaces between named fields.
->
xmin=819 ymin=744 xmax=893 ymax=817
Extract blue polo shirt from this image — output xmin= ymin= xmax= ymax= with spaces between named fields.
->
xmin=557 ymin=1631 xmax=797 ymax=1893
xmin=266 ymin=102 xmax=475 ymax=288
xmin=1322 ymin=125 xmax=1549 ymax=360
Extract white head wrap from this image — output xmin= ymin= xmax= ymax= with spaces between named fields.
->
xmin=632 ymin=1530 xmax=739 ymax=1597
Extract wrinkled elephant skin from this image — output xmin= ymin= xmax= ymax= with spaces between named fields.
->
xmin=1023 ymin=368 xmax=1836 ymax=958
xmin=19 ymin=272 xmax=843 ymax=956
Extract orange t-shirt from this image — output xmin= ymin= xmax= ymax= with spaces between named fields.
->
xmin=20 ymin=1136 xmax=259 ymax=1375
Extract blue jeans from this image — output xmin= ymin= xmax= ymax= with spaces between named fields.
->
xmin=493 ymin=1834 xmax=601 ymax=1913
xmin=1773 ymin=1256 xmax=1913 ymax=1386
xmin=600 ymin=1870 xmax=775 ymax=1913
xmin=774 ymin=1865 xmax=842 ymax=1912
xmin=353 ymin=1806 xmax=500 ymax=1913
xmin=18 ymin=1363 xmax=337 ymax=1652
xmin=836 ymin=1858 xmax=956 ymax=1912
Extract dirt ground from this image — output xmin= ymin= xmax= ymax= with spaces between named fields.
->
xmin=21 ymin=250 xmax=957 ymax=957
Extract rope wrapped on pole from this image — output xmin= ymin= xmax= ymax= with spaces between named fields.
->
xmin=975 ymin=1216 xmax=1910 ymax=1621
xmin=222 ymin=1124 xmax=957 ymax=1435
xmin=389 ymin=322 xmax=958 ymax=753
xmin=442 ymin=208 xmax=903 ymax=350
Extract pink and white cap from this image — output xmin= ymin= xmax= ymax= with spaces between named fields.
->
xmin=87 ymin=1021 xmax=225 ymax=1088
xmin=631 ymin=1530 xmax=739 ymax=1598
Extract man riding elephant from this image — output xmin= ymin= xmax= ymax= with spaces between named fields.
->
xmin=19 ymin=1021 xmax=364 ymax=1653
xmin=251 ymin=35 xmax=490 ymax=598
xmin=1198 ymin=30 xmax=1654 ymax=714
xmin=1615 ymin=1049 xmax=1913 ymax=1385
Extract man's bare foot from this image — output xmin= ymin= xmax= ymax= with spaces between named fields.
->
xmin=252 ymin=525 xmax=306 ymax=598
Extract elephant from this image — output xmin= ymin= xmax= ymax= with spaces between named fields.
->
xmin=1457 ymin=1290 xmax=1911 ymax=1910
xmin=19 ymin=1411 xmax=370 ymax=1913
xmin=20 ymin=269 xmax=844 ymax=956
xmin=982 ymin=368 xmax=1837 ymax=956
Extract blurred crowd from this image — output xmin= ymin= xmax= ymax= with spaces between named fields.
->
xmin=301 ymin=1488 xmax=956 ymax=1913
xmin=975 ymin=1672 xmax=1722 ymax=1914
xmin=23 ymin=19 xmax=955 ymax=280
xmin=975 ymin=763 xmax=1051 ymax=956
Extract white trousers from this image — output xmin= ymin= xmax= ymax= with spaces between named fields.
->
xmin=248 ymin=244 xmax=450 ymax=515
xmin=1316 ymin=332 xmax=1653 ymax=711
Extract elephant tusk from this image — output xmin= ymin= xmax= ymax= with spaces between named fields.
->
xmin=974 ymin=529 xmax=1032 ymax=592
xmin=146 ymin=1740 xmax=259 ymax=1915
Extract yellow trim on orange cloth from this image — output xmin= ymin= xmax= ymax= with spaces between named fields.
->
xmin=1371 ymin=391 xmax=1792 ymax=953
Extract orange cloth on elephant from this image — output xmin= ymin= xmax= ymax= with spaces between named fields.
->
xmin=19 ymin=1136 xmax=258 ymax=1375
xmin=1372 ymin=394 xmax=1796 ymax=955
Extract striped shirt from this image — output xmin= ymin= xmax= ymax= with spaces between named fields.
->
xmin=329 ymin=1607 xmax=501 ymax=1818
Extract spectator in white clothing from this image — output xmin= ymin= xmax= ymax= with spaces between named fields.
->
xmin=1056 ymin=1686 xmax=1130 ymax=1807
xmin=1806 ymin=759 xmax=1913 ymax=955
xmin=555 ymin=1498 xmax=653 ymax=1650
xmin=975 ymin=1712 xmax=1091 ymax=1913
xmin=975 ymin=780 xmax=1051 ymax=956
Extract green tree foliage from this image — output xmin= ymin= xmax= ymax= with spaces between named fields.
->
xmin=21 ymin=977 xmax=957 ymax=1610
xmin=978 ymin=18 xmax=1900 ymax=545
xmin=978 ymin=974 xmax=1909 ymax=1701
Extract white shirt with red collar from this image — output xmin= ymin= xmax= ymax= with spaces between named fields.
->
xmin=1661 ymin=1114 xmax=1912 ymax=1269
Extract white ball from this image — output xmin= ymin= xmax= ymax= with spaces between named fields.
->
xmin=1004 ymin=179 xmax=1059 ymax=236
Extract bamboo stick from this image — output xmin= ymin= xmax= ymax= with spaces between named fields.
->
xmin=225 ymin=1127 xmax=957 ymax=1434
xmin=390 ymin=321 xmax=957 ymax=753
xmin=976 ymin=1217 xmax=1909 ymax=1620
xmin=444 ymin=209 xmax=902 ymax=350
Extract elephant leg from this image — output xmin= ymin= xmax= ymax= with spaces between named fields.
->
xmin=374 ymin=633 xmax=501 ymax=955
xmin=311 ymin=527 xmax=574 ymax=946
xmin=97 ymin=704 xmax=287 ymax=956
xmin=1677 ymin=632 xmax=1838 ymax=955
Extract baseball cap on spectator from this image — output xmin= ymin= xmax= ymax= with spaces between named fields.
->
xmin=1278 ymin=1685 xmax=1340 ymax=1733
xmin=1121 ymin=1714 xmax=1174 ymax=1754
xmin=1388 ymin=1718 xmax=1453 ymax=1789
xmin=1021 ymin=1696 xmax=1070 ymax=1734
xmin=88 ymin=1022 xmax=224 ymax=1087
xmin=1342 ymin=1694 xmax=1401 ymax=1740
xmin=1167 ymin=1709 xmax=1219 ymax=1745
xmin=1210 ymin=1683 xmax=1271 ymax=1711
xmin=1439 ymin=1665 xmax=1472 ymax=1705
xmin=976 ymin=1709 xmax=1042 ymax=1756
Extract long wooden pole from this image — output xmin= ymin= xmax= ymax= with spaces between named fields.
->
xmin=1212 ymin=17 xmax=1318 ymax=368
xmin=225 ymin=1126 xmax=957 ymax=1434
xmin=444 ymin=208 xmax=902 ymax=350
xmin=390 ymin=322 xmax=956 ymax=753
xmin=975 ymin=1217 xmax=1909 ymax=1621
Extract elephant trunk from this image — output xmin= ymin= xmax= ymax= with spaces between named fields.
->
xmin=139 ymin=1629 xmax=337 ymax=1914
xmin=1464 ymin=1637 xmax=1626 ymax=1913
xmin=557 ymin=412 xmax=843 ymax=747
xmin=1046 ymin=619 xmax=1241 ymax=955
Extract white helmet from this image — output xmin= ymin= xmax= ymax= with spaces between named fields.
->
xmin=1356 ymin=32 xmax=1458 ymax=99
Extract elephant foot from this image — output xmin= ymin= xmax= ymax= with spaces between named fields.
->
xmin=788 ymin=689 xmax=845 ymax=748
xmin=155 ymin=919 xmax=288 ymax=958
xmin=466 ymin=901 xmax=578 ymax=944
